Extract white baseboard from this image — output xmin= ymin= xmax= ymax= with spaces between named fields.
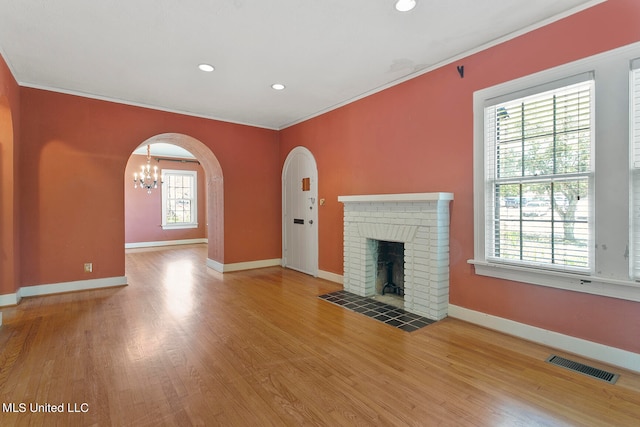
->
xmin=318 ymin=270 xmax=343 ymax=284
xmin=0 ymin=276 xmax=128 ymax=309
xmin=206 ymin=258 xmax=282 ymax=273
xmin=448 ymin=304 xmax=640 ymax=374
xmin=0 ymin=292 xmax=20 ymax=307
xmin=206 ymin=258 xmax=224 ymax=272
xmin=19 ymin=276 xmax=128 ymax=298
xmin=125 ymin=238 xmax=207 ymax=249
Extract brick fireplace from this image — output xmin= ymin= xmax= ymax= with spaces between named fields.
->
xmin=338 ymin=193 xmax=454 ymax=320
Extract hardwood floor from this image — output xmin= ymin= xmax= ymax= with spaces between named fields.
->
xmin=1 ymin=244 xmax=639 ymax=426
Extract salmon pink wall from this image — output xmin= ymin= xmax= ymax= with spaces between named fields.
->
xmin=0 ymin=53 xmax=20 ymax=297
xmin=20 ymin=88 xmax=280 ymax=287
xmin=125 ymin=154 xmax=207 ymax=244
xmin=279 ymin=0 xmax=640 ymax=353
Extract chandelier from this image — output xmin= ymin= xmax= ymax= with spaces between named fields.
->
xmin=133 ymin=145 xmax=161 ymax=193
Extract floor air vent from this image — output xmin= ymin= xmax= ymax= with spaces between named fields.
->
xmin=546 ymin=355 xmax=619 ymax=384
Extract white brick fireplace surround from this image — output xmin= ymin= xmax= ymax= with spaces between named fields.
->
xmin=338 ymin=193 xmax=454 ymax=320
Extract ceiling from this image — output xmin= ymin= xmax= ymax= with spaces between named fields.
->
xmin=132 ymin=142 xmax=196 ymax=159
xmin=0 ymin=0 xmax=602 ymax=130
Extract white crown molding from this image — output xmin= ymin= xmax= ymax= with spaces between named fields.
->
xmin=18 ymin=82 xmax=279 ymax=131
xmin=280 ymin=0 xmax=606 ymax=129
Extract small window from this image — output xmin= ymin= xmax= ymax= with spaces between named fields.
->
xmin=161 ymin=169 xmax=198 ymax=229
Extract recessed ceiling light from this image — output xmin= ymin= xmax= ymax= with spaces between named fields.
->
xmin=198 ymin=63 xmax=215 ymax=72
xmin=395 ymin=0 xmax=416 ymax=12
xmin=271 ymin=83 xmax=286 ymax=90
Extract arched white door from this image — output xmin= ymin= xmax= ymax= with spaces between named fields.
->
xmin=282 ymin=147 xmax=318 ymax=276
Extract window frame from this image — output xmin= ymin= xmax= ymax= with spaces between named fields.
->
xmin=161 ymin=169 xmax=198 ymax=230
xmin=631 ymin=60 xmax=640 ymax=280
xmin=484 ymin=77 xmax=595 ymax=274
xmin=470 ymin=41 xmax=640 ymax=303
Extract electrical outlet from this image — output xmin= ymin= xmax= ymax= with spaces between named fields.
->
xmin=84 ymin=263 xmax=93 ymax=273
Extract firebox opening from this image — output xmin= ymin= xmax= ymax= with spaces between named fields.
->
xmin=375 ymin=240 xmax=404 ymax=308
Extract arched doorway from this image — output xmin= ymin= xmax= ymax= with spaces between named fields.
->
xmin=128 ymin=133 xmax=225 ymax=269
xmin=282 ymin=146 xmax=318 ymax=276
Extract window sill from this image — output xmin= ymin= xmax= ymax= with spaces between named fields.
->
xmin=161 ymin=223 xmax=198 ymax=230
xmin=467 ymin=259 xmax=640 ymax=303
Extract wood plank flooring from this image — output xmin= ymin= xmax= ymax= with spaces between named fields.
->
xmin=1 ymin=244 xmax=639 ymax=426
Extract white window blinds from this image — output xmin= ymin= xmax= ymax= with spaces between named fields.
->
xmin=484 ymin=79 xmax=593 ymax=272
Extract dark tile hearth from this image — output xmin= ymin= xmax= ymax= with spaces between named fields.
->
xmin=318 ymin=290 xmax=435 ymax=332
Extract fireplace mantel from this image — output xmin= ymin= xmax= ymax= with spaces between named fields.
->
xmin=338 ymin=192 xmax=453 ymax=203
